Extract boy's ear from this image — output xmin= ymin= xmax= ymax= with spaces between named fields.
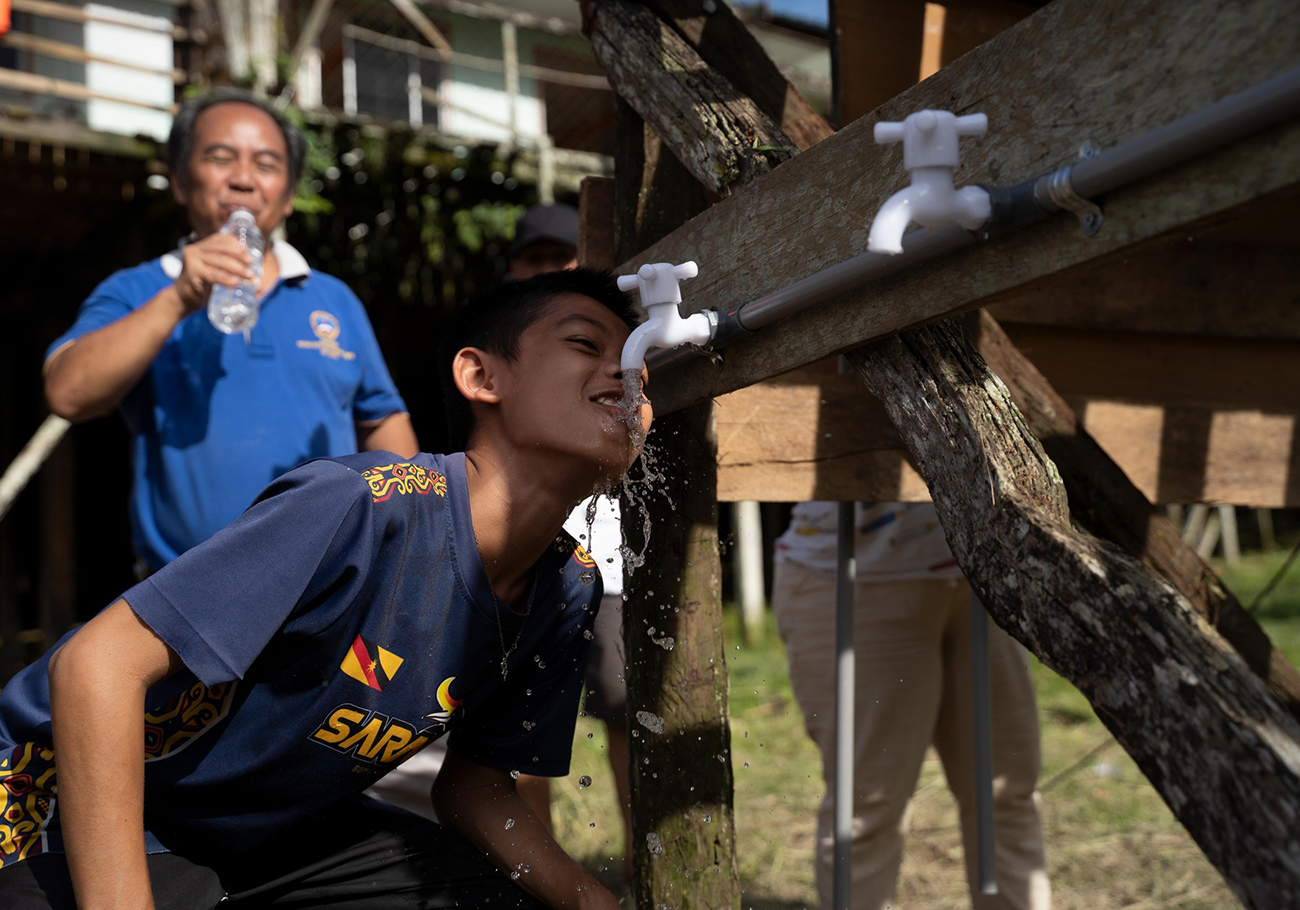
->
xmin=451 ymin=347 xmax=503 ymax=405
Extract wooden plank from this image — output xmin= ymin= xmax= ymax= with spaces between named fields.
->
xmin=0 ymin=67 xmax=178 ymax=113
xmin=11 ymin=0 xmax=190 ymax=39
xmin=577 ymin=175 xmax=616 ymax=271
xmin=0 ymin=116 xmax=158 ymax=158
xmin=1 ymin=30 xmax=187 ymax=81
xmin=388 ymin=0 xmax=453 ymax=56
xmin=988 ymin=225 xmax=1300 ymax=341
xmin=623 ymin=0 xmax=1300 ymax=415
xmin=714 ymin=374 xmax=1300 ymax=507
xmin=998 ymin=324 xmax=1300 ymax=410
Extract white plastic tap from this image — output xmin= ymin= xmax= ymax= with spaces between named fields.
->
xmin=617 ymin=261 xmax=714 ymax=373
xmin=867 ymin=110 xmax=992 ymax=255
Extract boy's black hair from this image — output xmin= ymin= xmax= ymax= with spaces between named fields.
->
xmin=440 ymin=268 xmax=640 ymax=452
xmin=168 ymin=88 xmax=307 ymax=191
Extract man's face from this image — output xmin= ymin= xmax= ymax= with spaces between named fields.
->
xmin=492 ymin=293 xmax=651 ymax=483
xmin=508 ymin=240 xmax=578 ymax=280
xmin=172 ymin=102 xmax=295 ymax=240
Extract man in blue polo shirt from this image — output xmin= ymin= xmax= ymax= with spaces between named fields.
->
xmin=0 ymin=269 xmax=647 ymax=909
xmin=43 ymin=88 xmax=417 ymax=573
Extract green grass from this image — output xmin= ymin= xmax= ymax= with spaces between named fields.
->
xmin=552 ymin=549 xmax=1300 ymax=908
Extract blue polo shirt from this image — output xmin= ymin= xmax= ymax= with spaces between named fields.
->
xmin=0 ymin=451 xmax=602 ymax=867
xmin=45 ymin=242 xmax=408 ymax=570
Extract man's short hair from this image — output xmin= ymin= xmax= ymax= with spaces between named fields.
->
xmin=440 ymin=269 xmax=640 ymax=452
xmin=168 ymin=88 xmax=307 ymax=190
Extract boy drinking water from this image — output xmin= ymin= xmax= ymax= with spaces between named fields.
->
xmin=0 ymin=269 xmax=648 ymax=910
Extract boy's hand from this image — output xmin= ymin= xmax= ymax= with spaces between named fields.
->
xmin=434 ymin=750 xmax=619 ymax=909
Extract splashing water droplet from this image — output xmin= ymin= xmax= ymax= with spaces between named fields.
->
xmin=636 ymin=710 xmax=665 ymax=734
xmin=646 ymin=832 xmax=664 ymax=855
xmin=578 ymin=569 xmax=596 ymax=586
xmin=583 ymin=629 xmax=594 ymax=640
xmin=504 ymin=818 xmax=515 ymax=829
xmin=522 ymin=720 xmax=535 ymax=730
xmin=578 ymin=775 xmax=592 ymax=788
xmin=510 ymin=770 xmax=520 ymax=779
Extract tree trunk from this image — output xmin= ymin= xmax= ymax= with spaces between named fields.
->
xmin=847 ymin=323 xmax=1300 ymax=908
xmin=973 ymin=310 xmax=1300 ymax=724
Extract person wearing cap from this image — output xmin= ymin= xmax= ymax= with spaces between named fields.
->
xmin=508 ymin=203 xmax=583 ymax=277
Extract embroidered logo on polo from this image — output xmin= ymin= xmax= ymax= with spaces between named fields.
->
xmin=295 ymin=309 xmax=356 ymax=361
xmin=361 ymin=463 xmax=447 ymax=503
xmin=143 ymin=680 xmax=237 ymax=762
xmin=0 ymin=743 xmax=56 ymax=868
xmin=341 ymin=635 xmax=403 ymax=691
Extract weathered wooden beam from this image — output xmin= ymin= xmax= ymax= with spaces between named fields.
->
xmin=847 ymin=320 xmax=1300 ymax=908
xmin=973 ymin=310 xmax=1300 ymax=723
xmin=715 ymin=377 xmax=1300 ymax=507
xmin=645 ymin=0 xmax=835 ymax=150
xmin=625 ymin=0 xmax=1300 ymax=415
xmin=586 ymin=0 xmax=795 ymax=195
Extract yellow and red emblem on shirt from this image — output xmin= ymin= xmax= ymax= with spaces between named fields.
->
xmin=341 ymin=635 xmax=404 ymax=691
xmin=571 ymin=543 xmax=597 ymax=570
xmin=362 ymin=463 xmax=446 ymax=503
xmin=296 ymin=309 xmax=356 ymax=361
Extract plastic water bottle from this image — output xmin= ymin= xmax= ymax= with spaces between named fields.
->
xmin=207 ymin=209 xmax=264 ymax=336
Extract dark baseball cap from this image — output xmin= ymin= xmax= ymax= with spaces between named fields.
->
xmin=510 ymin=203 xmax=579 ymax=258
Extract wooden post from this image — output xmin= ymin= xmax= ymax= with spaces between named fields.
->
xmin=609 ymin=55 xmax=736 ymax=910
xmin=584 ymin=1 xmax=840 ymax=899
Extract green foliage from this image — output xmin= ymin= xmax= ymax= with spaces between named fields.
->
xmin=281 ymin=119 xmax=561 ymax=451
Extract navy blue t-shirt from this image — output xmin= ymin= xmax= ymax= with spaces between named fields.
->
xmin=0 ymin=451 xmax=602 ymax=867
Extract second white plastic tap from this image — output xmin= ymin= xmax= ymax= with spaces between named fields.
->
xmin=867 ymin=110 xmax=991 ymax=255
xmin=617 ymin=261 xmax=714 ymax=373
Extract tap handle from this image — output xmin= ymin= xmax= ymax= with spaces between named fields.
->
xmin=874 ymin=121 xmax=905 ymax=145
xmin=616 ymin=261 xmax=700 ymax=307
xmin=955 ymin=113 xmax=988 ymax=138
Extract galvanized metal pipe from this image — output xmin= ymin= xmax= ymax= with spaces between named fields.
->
xmin=970 ymin=592 xmax=998 ymax=895
xmin=833 ymin=499 xmax=856 ymax=910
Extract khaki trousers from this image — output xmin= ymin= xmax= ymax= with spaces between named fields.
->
xmin=772 ymin=562 xmax=1051 ymax=910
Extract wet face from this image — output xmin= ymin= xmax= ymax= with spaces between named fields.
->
xmin=492 ymin=293 xmax=651 ymax=482
xmin=172 ymin=102 xmax=295 ymax=239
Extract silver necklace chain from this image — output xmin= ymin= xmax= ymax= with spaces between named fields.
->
xmin=485 ymin=562 xmax=538 ymax=681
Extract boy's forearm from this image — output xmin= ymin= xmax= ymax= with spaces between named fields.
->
xmin=47 ymin=600 xmax=181 ymax=910
xmin=434 ymin=757 xmax=619 ymax=910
